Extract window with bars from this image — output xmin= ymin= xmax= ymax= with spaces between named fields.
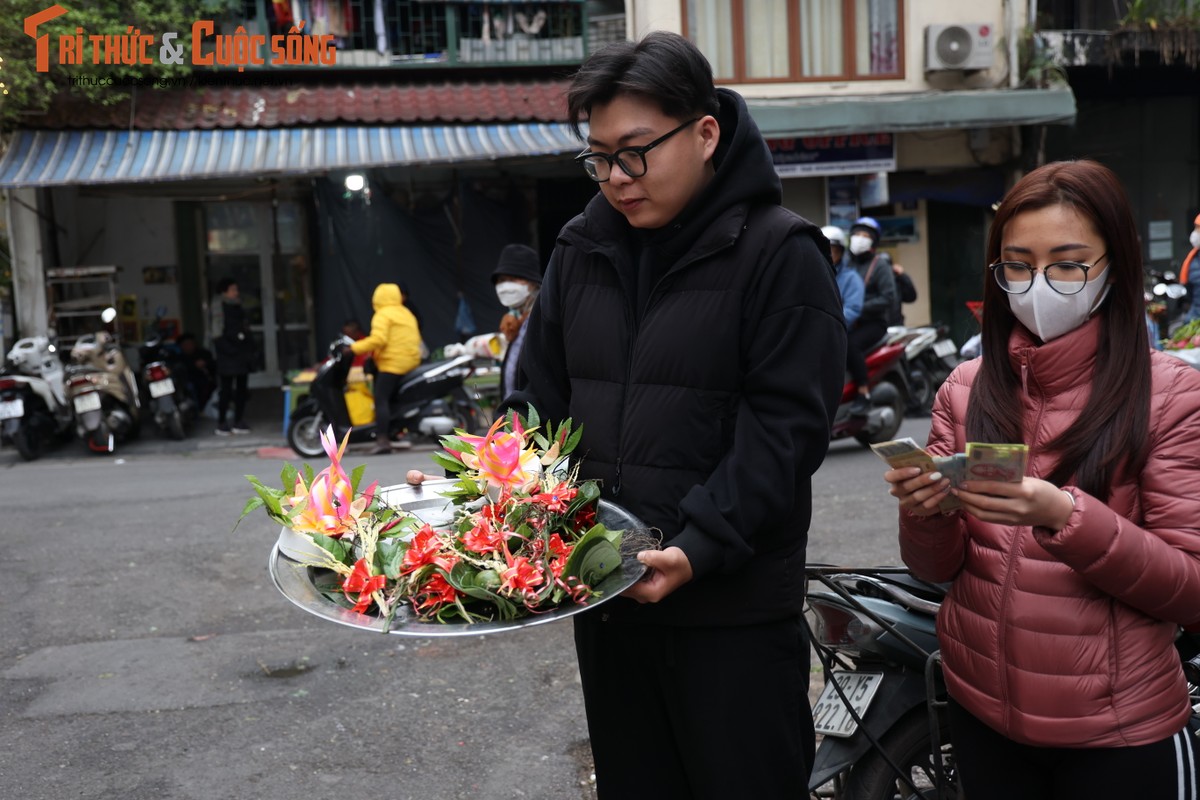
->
xmin=683 ymin=0 xmax=904 ymax=82
xmin=252 ymin=0 xmax=589 ymax=65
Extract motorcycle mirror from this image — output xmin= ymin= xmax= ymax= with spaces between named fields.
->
xmin=100 ymin=307 xmax=118 ymax=324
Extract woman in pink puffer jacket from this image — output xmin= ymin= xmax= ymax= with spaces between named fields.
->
xmin=887 ymin=160 xmax=1200 ymax=799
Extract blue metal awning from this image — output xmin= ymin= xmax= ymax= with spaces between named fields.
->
xmin=0 ymin=123 xmax=583 ymax=187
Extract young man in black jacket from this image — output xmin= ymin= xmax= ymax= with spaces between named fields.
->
xmin=507 ymin=31 xmax=846 ymax=799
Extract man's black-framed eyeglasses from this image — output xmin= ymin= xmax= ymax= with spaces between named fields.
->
xmin=574 ymin=118 xmax=701 ymax=183
xmin=989 ymin=253 xmax=1109 ymax=296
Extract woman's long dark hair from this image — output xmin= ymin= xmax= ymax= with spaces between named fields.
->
xmin=965 ymin=160 xmax=1150 ymax=500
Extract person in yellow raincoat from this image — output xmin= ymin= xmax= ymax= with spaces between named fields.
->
xmin=349 ymin=283 xmax=422 ymax=454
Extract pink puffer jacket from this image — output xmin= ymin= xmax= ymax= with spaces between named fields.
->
xmin=899 ymin=316 xmax=1200 ymax=747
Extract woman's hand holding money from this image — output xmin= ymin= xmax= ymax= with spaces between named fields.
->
xmin=951 ymin=477 xmax=1074 ymax=530
xmin=885 ymin=467 xmax=953 ymax=517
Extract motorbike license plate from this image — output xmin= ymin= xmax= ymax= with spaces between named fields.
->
xmin=149 ymin=378 xmax=175 ymax=398
xmin=933 ymin=339 xmax=957 ymax=358
xmin=73 ymin=392 xmax=102 ymax=414
xmin=0 ymin=398 xmax=23 ymax=419
xmin=812 ymin=671 xmax=885 ymax=738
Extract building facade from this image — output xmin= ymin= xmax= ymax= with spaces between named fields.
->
xmin=1 ymin=0 xmax=1075 ymax=371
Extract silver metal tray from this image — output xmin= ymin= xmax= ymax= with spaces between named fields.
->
xmin=269 ymin=478 xmax=648 ymax=636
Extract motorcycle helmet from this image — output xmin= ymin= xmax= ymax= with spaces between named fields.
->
xmin=820 ymin=225 xmax=846 ymax=248
xmin=851 ymin=216 xmax=882 ymax=244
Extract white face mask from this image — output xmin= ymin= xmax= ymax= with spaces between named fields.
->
xmin=1007 ymin=265 xmax=1112 ymax=342
xmin=848 ymin=234 xmax=873 ymax=256
xmin=1189 ymin=230 xmax=1200 ymax=249
xmin=495 ymin=281 xmax=531 ymax=309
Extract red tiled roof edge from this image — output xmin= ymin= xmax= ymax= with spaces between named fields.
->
xmin=27 ymin=80 xmax=572 ymax=130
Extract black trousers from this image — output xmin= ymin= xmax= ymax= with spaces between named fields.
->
xmin=217 ymin=373 xmax=248 ymax=424
xmin=573 ymin=614 xmax=813 ymax=800
xmin=846 ymin=318 xmax=889 ymax=389
xmin=372 ymin=371 xmax=402 ymax=441
xmin=949 ymin=699 xmax=1199 ymax=800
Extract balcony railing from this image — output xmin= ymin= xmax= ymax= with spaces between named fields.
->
xmin=237 ymin=0 xmax=617 ymax=68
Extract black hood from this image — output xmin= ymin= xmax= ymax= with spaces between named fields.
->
xmin=645 ymin=88 xmax=782 ymax=254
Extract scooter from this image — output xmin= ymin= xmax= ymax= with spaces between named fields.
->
xmin=832 ymin=333 xmax=913 ymax=448
xmin=805 ymin=566 xmax=955 ymax=800
xmin=137 ymin=316 xmax=194 ymax=440
xmin=64 ymin=308 xmax=141 ymax=454
xmin=286 ymin=336 xmax=486 ymax=458
xmin=894 ymin=324 xmax=959 ymax=417
xmin=806 ymin=566 xmax=1200 ymax=800
xmin=0 ymin=336 xmax=74 ymax=461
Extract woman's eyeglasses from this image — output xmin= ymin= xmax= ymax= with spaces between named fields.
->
xmin=989 ymin=253 xmax=1109 ymax=296
xmin=574 ymin=118 xmax=700 ymax=183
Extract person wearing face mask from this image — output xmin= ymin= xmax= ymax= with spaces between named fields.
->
xmin=844 ymin=216 xmax=899 ymax=415
xmin=884 ymin=160 xmax=1200 ymax=799
xmin=490 ymin=243 xmax=543 ymax=399
xmin=1179 ymin=213 xmax=1200 ymax=323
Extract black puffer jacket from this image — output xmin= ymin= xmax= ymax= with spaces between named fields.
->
xmin=512 ymin=89 xmax=846 ymax=626
xmin=850 ymin=249 xmax=898 ymax=328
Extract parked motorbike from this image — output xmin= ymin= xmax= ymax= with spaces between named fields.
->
xmin=895 ymin=324 xmax=959 ymax=417
xmin=1148 ymin=268 xmax=1190 ymax=336
xmin=806 ymin=566 xmax=954 ymax=800
xmin=64 ymin=308 xmax=141 ymax=454
xmin=832 ymin=333 xmax=912 ymax=448
xmin=137 ymin=316 xmax=194 ymax=440
xmin=806 ymin=566 xmax=1200 ymax=800
xmin=287 ymin=336 xmax=486 ymax=458
xmin=0 ymin=336 xmax=74 ymax=461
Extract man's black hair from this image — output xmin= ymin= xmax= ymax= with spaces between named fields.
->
xmin=216 ymin=277 xmax=236 ymax=294
xmin=567 ymin=31 xmax=720 ymax=138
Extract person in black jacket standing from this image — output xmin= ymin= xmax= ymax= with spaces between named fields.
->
xmin=211 ymin=278 xmax=255 ymax=435
xmin=507 ymin=31 xmax=845 ymax=799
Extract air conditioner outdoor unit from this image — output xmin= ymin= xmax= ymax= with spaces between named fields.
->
xmin=925 ymin=23 xmax=995 ymax=71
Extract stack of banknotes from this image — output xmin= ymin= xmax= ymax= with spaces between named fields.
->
xmin=870 ymin=438 xmax=1029 ymax=513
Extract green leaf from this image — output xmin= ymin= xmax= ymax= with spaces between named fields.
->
xmin=350 ymin=463 xmax=367 ymax=495
xmin=561 ymin=524 xmax=624 ymax=586
xmin=430 ymin=452 xmax=466 ymax=474
xmin=562 ymin=425 xmax=583 ymax=456
xmin=280 ymin=463 xmax=299 ymax=491
xmin=312 ymin=534 xmax=352 ymax=565
xmin=444 ymin=562 xmax=519 ymax=619
xmin=378 ymin=539 xmax=405 ymax=578
xmin=232 ymin=495 xmax=266 ymax=531
xmin=440 ymin=437 xmax=476 ymax=456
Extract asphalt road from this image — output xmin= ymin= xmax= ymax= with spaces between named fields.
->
xmin=0 ymin=416 xmax=931 ymax=800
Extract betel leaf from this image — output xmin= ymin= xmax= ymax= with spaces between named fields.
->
xmin=561 ymin=524 xmax=624 ymax=587
xmin=312 ymin=533 xmax=352 ymax=565
xmin=377 ymin=539 xmax=405 ymax=578
xmin=444 ymin=562 xmax=518 ymax=619
xmin=565 ymin=481 xmax=600 ymax=516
